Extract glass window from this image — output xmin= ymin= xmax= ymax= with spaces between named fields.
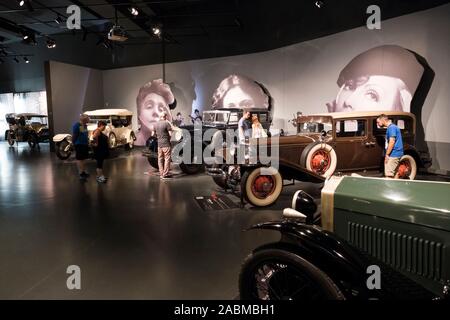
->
xmin=111 ymin=116 xmax=123 ymax=128
xmin=336 ymin=119 xmax=366 ymax=138
xmin=258 ymin=113 xmax=268 ymax=122
xmin=229 ymin=112 xmax=239 ymax=123
xmin=372 ymin=117 xmax=413 ymax=136
xmin=297 ymin=122 xmax=332 ymax=134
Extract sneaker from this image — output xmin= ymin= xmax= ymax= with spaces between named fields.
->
xmin=80 ymin=171 xmax=90 ymax=178
xmin=160 ymin=176 xmax=173 ymax=180
xmin=96 ymin=176 xmax=107 ymax=183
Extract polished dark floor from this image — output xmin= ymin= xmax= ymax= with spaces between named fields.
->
xmin=2 ymin=143 xmax=448 ymax=299
xmin=0 ymin=142 xmax=318 ymax=299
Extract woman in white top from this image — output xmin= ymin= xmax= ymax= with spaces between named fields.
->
xmin=251 ymin=115 xmax=267 ymax=138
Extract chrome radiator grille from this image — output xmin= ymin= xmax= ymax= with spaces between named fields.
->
xmin=347 ymin=222 xmax=445 ymax=282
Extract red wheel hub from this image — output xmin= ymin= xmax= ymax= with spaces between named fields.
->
xmin=251 ymin=175 xmax=275 ymax=199
xmin=310 ymin=150 xmax=331 ymax=174
xmin=397 ymin=160 xmax=411 ymax=178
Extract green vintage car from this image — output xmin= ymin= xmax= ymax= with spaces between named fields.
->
xmin=239 ymin=176 xmax=450 ymax=300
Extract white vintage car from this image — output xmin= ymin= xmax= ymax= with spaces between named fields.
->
xmin=53 ymin=108 xmax=136 ymax=160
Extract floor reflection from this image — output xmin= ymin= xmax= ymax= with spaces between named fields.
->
xmin=0 ymin=142 xmax=322 ymax=299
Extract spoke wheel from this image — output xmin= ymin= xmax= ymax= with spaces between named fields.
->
xmin=396 ymin=155 xmax=417 ymax=180
xmin=310 ymin=150 xmax=331 ymax=175
xmin=239 ymin=249 xmax=345 ymax=301
xmin=242 ymin=167 xmax=283 ymax=207
xmin=302 ymin=143 xmax=337 ymax=178
xmin=56 ymin=140 xmax=72 ymax=160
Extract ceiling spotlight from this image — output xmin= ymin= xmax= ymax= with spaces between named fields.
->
xmin=152 ymin=26 xmax=161 ymax=37
xmin=23 ymin=34 xmax=29 ymax=40
xmin=46 ymin=38 xmax=56 ymax=48
xmin=55 ymin=15 xmax=63 ymax=24
xmin=24 ymin=57 xmax=30 ymax=63
xmin=19 ymin=0 xmax=33 ymax=12
xmin=315 ymin=1 xmax=324 ymax=8
xmin=129 ymin=7 xmax=139 ymax=16
xmin=14 ymin=57 xmax=19 ymax=63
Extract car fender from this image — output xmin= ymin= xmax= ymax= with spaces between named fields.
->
xmin=246 ymin=220 xmax=373 ymax=298
xmin=53 ymin=133 xmax=72 ymax=142
xmin=125 ymin=129 xmax=136 ymax=143
xmin=403 ymin=145 xmax=423 ymax=167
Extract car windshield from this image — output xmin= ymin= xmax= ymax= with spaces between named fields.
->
xmin=27 ymin=116 xmax=48 ymax=125
xmin=203 ymin=111 xmax=229 ymax=124
xmin=89 ymin=116 xmax=110 ymax=124
xmin=297 ymin=121 xmax=332 ymax=134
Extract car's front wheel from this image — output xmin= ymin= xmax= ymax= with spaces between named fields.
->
xmin=147 ymin=157 xmax=159 ymax=169
xmin=108 ymin=133 xmax=117 ymax=148
xmin=241 ymin=167 xmax=283 ymax=207
xmin=179 ymin=163 xmax=204 ymax=175
xmin=28 ymin=134 xmax=38 ymax=149
xmin=239 ymin=248 xmax=345 ymax=300
xmin=56 ymin=140 xmax=72 ymax=160
xmin=396 ymin=155 xmax=417 ymax=180
xmin=125 ymin=132 xmax=136 ymax=150
xmin=6 ymin=131 xmax=15 ymax=146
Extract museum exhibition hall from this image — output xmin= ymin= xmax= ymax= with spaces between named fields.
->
xmin=0 ymin=0 xmax=450 ymax=308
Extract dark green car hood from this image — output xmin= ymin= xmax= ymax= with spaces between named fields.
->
xmin=334 ymin=177 xmax=450 ymax=232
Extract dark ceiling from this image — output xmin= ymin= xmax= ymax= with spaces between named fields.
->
xmin=0 ymin=0 xmax=449 ymax=72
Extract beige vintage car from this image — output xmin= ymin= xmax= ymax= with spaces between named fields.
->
xmin=53 ymin=108 xmax=136 ymax=160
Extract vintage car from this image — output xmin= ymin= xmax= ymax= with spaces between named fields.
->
xmin=142 ymin=107 xmax=271 ymax=174
xmin=53 ymin=108 xmax=136 ymax=160
xmin=239 ymin=176 xmax=450 ymax=300
xmin=5 ymin=113 xmax=50 ymax=148
xmin=207 ymin=111 xmax=432 ymax=207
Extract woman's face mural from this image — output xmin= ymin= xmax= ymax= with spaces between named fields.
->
xmin=327 ymin=45 xmax=423 ymax=113
xmin=140 ymin=92 xmax=172 ymax=127
xmin=212 ymin=74 xmax=270 ymax=110
xmin=332 ymin=75 xmax=412 ymax=112
xmin=135 ymin=79 xmax=175 ymax=146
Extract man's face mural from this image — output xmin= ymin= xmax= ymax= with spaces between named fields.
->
xmin=327 ymin=45 xmax=423 ymax=113
xmin=212 ymin=74 xmax=270 ymax=110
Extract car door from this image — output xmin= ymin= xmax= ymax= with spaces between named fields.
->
xmin=332 ymin=118 xmax=379 ymax=171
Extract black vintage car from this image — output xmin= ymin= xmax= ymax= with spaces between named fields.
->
xmin=239 ymin=176 xmax=450 ymax=300
xmin=5 ymin=113 xmax=49 ymax=148
xmin=142 ymin=108 xmax=272 ymax=174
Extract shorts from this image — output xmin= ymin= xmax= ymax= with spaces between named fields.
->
xmin=75 ymin=144 xmax=89 ymax=160
xmin=385 ymin=157 xmax=400 ymax=177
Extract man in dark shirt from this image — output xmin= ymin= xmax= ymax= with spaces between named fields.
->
xmin=152 ymin=112 xmax=173 ymax=179
xmin=72 ymin=114 xmax=90 ymax=180
xmin=238 ymin=110 xmax=252 ymax=143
